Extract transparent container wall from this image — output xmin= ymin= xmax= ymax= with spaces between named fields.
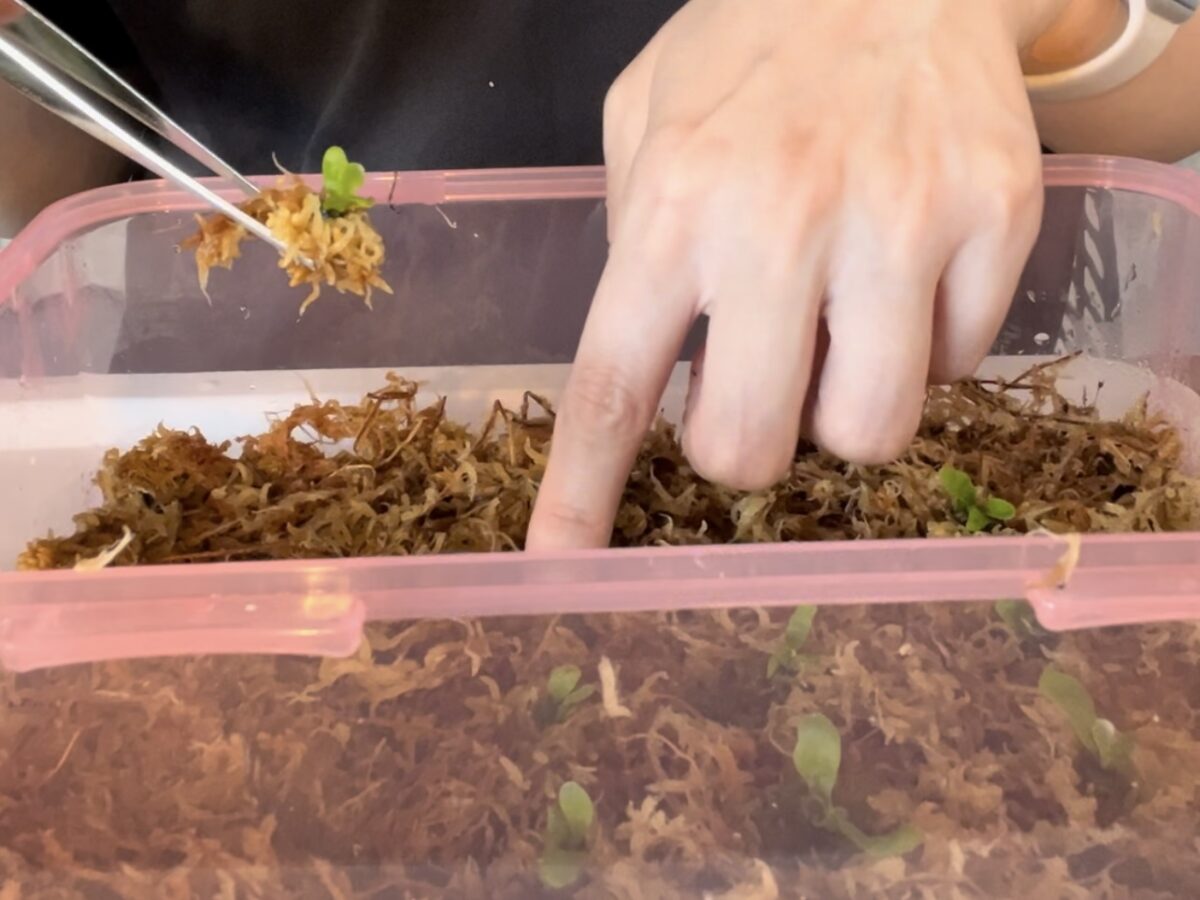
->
xmin=3 ymin=196 xmax=610 ymax=378
xmin=1002 ymin=185 xmax=1200 ymax=378
xmin=3 ymin=603 xmax=1198 ymax=897
xmin=5 ymin=170 xmax=1200 ymax=578
xmin=5 ymin=183 xmax=1200 ymax=380
xmin=1 ymin=170 xmax=1200 ymax=895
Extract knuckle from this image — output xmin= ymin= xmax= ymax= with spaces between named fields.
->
xmin=817 ymin=404 xmax=917 ymax=467
xmin=603 ymin=73 xmax=635 ymax=130
xmin=979 ymin=184 xmax=1024 ymax=230
xmin=684 ymin=423 xmax=793 ymax=493
xmin=774 ymin=169 xmax=842 ymax=238
xmin=975 ymin=154 xmax=1043 ymax=232
xmin=560 ymin=364 xmax=649 ymax=442
xmin=527 ymin=494 xmax=612 ymax=550
xmin=635 ymin=125 xmax=727 ymax=206
xmin=533 ymin=500 xmax=606 ymax=543
xmin=880 ymin=202 xmax=938 ymax=262
xmin=635 ymin=126 xmax=688 ymax=183
xmin=928 ymin=351 xmax=981 ymax=386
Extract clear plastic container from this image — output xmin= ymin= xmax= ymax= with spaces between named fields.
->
xmin=0 ymin=160 xmax=1199 ymax=897
xmin=2 ymin=159 xmax=1200 ymax=671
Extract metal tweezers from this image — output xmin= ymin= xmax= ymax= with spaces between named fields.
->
xmin=0 ymin=0 xmax=294 ymax=257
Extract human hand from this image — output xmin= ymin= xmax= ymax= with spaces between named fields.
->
xmin=0 ymin=0 xmax=24 ymax=25
xmin=528 ymin=0 xmax=1069 ymax=550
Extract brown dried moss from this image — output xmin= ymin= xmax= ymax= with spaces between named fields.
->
xmin=18 ymin=358 xmax=1200 ymax=569
xmin=181 ymin=180 xmax=392 ymax=314
xmin=6 ymin=359 xmax=1200 ymax=898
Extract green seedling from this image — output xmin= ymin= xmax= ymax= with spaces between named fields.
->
xmin=538 ymin=781 xmax=595 ymax=889
xmin=938 ymin=465 xmax=1017 ymax=533
xmin=1038 ymin=666 xmax=1134 ymax=773
xmin=994 ymin=600 xmax=1046 ymax=639
xmin=767 ymin=605 xmax=818 ymax=678
xmin=791 ymin=714 xmax=923 ymax=858
xmin=535 ymin=665 xmax=596 ymax=726
xmin=321 ymin=146 xmax=374 ymax=216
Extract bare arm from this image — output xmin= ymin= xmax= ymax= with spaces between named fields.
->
xmin=0 ymin=83 xmax=132 ymax=238
xmin=1030 ymin=0 xmax=1200 ymax=161
xmin=0 ymin=0 xmax=131 ymax=237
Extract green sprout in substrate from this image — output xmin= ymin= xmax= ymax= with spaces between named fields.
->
xmin=539 ymin=781 xmax=595 ymax=889
xmin=1038 ymin=666 xmax=1135 ymax=774
xmin=767 ymin=605 xmax=817 ymax=678
xmin=792 ymin=714 xmax=923 ymax=858
xmin=320 ymin=146 xmax=374 ymax=216
xmin=535 ymin=665 xmax=596 ymax=727
xmin=994 ymin=599 xmax=1046 ymax=639
xmin=938 ymin=465 xmax=1016 ymax=533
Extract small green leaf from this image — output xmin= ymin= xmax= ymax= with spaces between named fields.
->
xmin=564 ymin=684 xmax=596 ymax=707
xmin=538 ymin=847 xmax=586 ymax=889
xmin=1092 ymin=718 xmax=1134 ymax=772
xmin=1039 ymin=666 xmax=1099 ymax=754
xmin=320 ymin=146 xmax=373 ymax=215
xmin=557 ymin=781 xmax=594 ymax=844
xmin=835 ymin=814 xmax=924 ymax=858
xmin=938 ymin=465 xmax=977 ymax=514
xmin=984 ymin=497 xmax=1016 ymax=521
xmin=547 ymin=665 xmax=582 ymax=703
xmin=541 ymin=783 xmax=595 ymax=887
xmin=995 ymin=600 xmax=1042 ymax=637
xmin=965 ymin=506 xmax=990 ymax=534
xmin=766 ymin=649 xmax=785 ymax=679
xmin=545 ymin=804 xmax=571 ymax=847
xmin=558 ymin=684 xmax=596 ymax=720
xmin=785 ymin=605 xmax=817 ymax=648
xmin=792 ymin=714 xmax=841 ymax=805
xmin=769 ymin=606 xmax=817 ymax=678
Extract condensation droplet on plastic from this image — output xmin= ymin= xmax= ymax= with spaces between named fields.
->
xmin=245 ymin=603 xmax=258 ymax=613
xmin=1034 ymin=332 xmax=1050 ymax=345
xmin=488 ymin=80 xmax=495 ymax=88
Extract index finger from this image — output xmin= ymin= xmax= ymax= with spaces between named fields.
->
xmin=526 ymin=226 xmax=694 ymax=551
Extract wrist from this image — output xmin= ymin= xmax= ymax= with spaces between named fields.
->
xmin=999 ymin=0 xmax=1075 ymax=46
xmin=1021 ymin=0 xmax=1128 ymax=72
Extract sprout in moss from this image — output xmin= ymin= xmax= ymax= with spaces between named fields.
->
xmin=538 ymin=781 xmax=595 ymax=889
xmin=320 ymin=146 xmax=374 ymax=216
xmin=1038 ymin=666 xmax=1134 ymax=773
xmin=767 ymin=605 xmax=817 ymax=678
xmin=535 ymin=665 xmax=596 ymax=726
xmin=994 ymin=600 xmax=1046 ymax=639
xmin=792 ymin=714 xmax=923 ymax=858
xmin=939 ymin=465 xmax=1016 ymax=533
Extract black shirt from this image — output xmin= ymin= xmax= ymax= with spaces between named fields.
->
xmin=33 ymin=0 xmax=684 ymax=174
xmin=26 ymin=1 xmax=1096 ymax=375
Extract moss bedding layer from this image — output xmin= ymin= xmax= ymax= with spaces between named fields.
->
xmin=5 ymin=359 xmax=1199 ymax=898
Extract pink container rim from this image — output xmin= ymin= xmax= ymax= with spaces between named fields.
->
xmin=4 ymin=155 xmax=1200 ymax=301
xmin=1 ymin=156 xmax=1200 ymax=672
